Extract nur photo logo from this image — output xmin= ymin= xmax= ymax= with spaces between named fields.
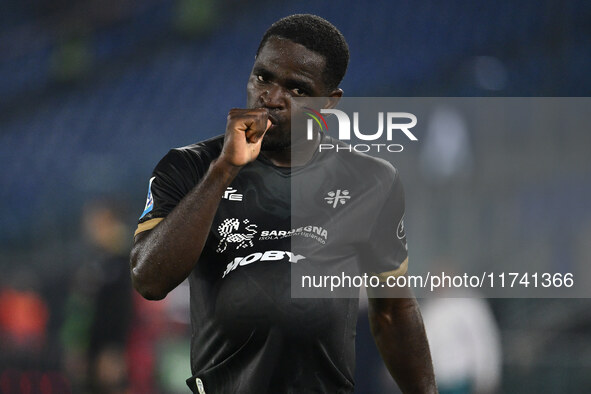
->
xmin=301 ymin=100 xmax=419 ymax=153
xmin=304 ymin=107 xmax=329 ymax=139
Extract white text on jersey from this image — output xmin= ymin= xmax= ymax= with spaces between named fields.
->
xmin=222 ymin=251 xmax=306 ymax=278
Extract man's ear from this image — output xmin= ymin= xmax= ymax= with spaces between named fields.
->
xmin=324 ymin=88 xmax=343 ymax=109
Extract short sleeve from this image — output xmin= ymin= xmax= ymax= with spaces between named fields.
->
xmin=359 ymin=170 xmax=409 ymax=279
xmin=134 ymin=148 xmax=206 ymax=236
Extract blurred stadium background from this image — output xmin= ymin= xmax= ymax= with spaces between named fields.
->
xmin=1 ymin=0 xmax=590 ymax=393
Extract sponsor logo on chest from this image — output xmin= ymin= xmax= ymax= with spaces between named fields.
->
xmin=215 ymin=217 xmax=328 ymax=253
xmin=216 ymin=218 xmax=257 ymax=253
xmin=222 ymin=250 xmax=306 ymax=278
xmin=259 ymin=226 xmax=328 ymax=244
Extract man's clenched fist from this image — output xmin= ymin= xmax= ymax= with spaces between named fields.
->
xmin=219 ymin=108 xmax=272 ymax=167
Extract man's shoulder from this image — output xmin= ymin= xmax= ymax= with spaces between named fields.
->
xmin=172 ymin=134 xmax=224 ymax=159
xmin=321 ymin=135 xmax=399 ymax=181
xmin=151 ymin=134 xmax=224 ymax=181
xmin=157 ymin=134 xmax=224 ymax=167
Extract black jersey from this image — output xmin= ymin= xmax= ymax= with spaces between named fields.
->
xmin=136 ymin=134 xmax=408 ymax=394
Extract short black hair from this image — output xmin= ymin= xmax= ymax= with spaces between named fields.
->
xmin=256 ymin=14 xmax=349 ymax=91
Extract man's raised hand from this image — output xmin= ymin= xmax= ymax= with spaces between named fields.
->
xmin=220 ymin=108 xmax=272 ymax=167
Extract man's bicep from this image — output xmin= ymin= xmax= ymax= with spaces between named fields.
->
xmin=373 ymin=257 xmax=409 ymax=282
xmin=366 ymin=271 xmax=414 ymax=299
xmin=134 ymin=229 xmax=150 ymax=243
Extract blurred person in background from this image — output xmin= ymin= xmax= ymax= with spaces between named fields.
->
xmin=422 ymin=296 xmax=501 ymax=394
xmin=61 ymin=199 xmax=132 ymax=394
xmin=0 ymin=270 xmax=49 ymax=359
xmin=0 ymin=269 xmax=50 ymax=391
xmin=421 ymin=259 xmax=501 ymax=394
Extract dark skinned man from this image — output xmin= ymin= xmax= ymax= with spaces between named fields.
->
xmin=130 ymin=14 xmax=436 ymax=394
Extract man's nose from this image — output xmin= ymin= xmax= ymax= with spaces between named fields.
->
xmin=261 ymin=84 xmax=287 ymax=109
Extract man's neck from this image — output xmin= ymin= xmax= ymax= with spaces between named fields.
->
xmin=261 ymin=132 xmax=321 ymax=168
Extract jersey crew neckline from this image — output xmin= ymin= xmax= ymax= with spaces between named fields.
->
xmin=255 ymin=132 xmax=332 ymax=176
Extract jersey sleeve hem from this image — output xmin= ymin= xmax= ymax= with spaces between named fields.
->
xmin=134 ymin=218 xmax=164 ymax=237
xmin=373 ymin=257 xmax=408 ymax=282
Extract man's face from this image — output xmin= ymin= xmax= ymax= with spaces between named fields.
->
xmin=246 ymin=36 xmax=329 ymax=151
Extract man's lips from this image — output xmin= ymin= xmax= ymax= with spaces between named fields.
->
xmin=266 ymin=114 xmax=283 ymax=131
xmin=267 ymin=113 xmax=279 ymax=125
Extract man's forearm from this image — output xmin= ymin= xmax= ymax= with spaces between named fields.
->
xmin=368 ymin=296 xmax=437 ymax=393
xmin=130 ymin=159 xmax=240 ymax=300
xmin=130 ymin=108 xmax=270 ymax=300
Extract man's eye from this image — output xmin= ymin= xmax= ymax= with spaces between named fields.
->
xmin=291 ymin=88 xmax=305 ymax=96
xmin=256 ymin=74 xmax=266 ymax=82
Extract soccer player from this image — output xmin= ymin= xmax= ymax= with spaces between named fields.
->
xmin=131 ymin=14 xmax=437 ymax=393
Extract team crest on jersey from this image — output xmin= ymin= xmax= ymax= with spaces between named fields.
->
xmin=139 ymin=177 xmax=156 ymax=219
xmin=216 ymin=218 xmax=258 ymax=253
xmin=325 ymin=189 xmax=351 ymax=208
